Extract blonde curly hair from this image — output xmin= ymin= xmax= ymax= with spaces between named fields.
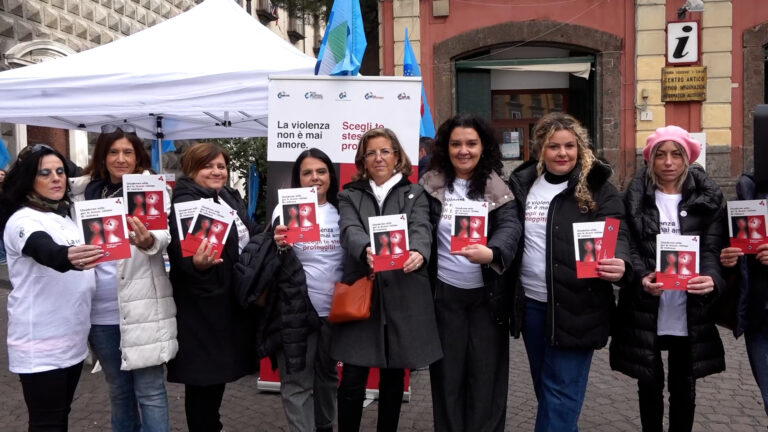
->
xmin=532 ymin=112 xmax=597 ymax=213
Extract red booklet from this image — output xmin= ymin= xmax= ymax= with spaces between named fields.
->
xmin=74 ymin=198 xmax=132 ymax=263
xmin=727 ymin=199 xmax=768 ymax=253
xmin=182 ymin=200 xmax=236 ymax=260
xmin=122 ymin=174 xmax=168 ymax=230
xmin=573 ymin=217 xmax=620 ymax=279
xmin=278 ymin=187 xmax=321 ymax=243
xmin=655 ymin=234 xmax=699 ymax=290
xmin=173 ymin=200 xmax=207 ymax=257
xmin=450 ymin=201 xmax=488 ymax=252
xmin=369 ymin=214 xmax=409 ymax=272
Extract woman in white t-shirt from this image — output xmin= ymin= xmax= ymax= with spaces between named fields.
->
xmin=508 ymin=112 xmax=629 ymax=432
xmin=272 ymin=148 xmax=343 ymax=432
xmin=0 ymin=144 xmax=102 ymax=431
xmin=420 ymin=114 xmax=522 ymax=432
xmin=610 ymin=126 xmax=726 ymax=432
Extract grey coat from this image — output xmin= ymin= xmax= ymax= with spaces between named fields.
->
xmin=330 ymin=176 xmax=443 ymax=369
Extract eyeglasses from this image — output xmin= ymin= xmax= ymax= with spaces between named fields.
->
xmin=101 ymin=123 xmax=137 ymax=134
xmin=364 ymin=148 xmax=397 ymax=160
xmin=37 ymin=166 xmax=66 ymax=178
xmin=17 ymin=144 xmax=55 ymax=163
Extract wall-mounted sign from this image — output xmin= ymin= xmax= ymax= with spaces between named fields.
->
xmin=661 ymin=66 xmax=707 ymax=102
xmin=667 ymin=21 xmax=699 ymax=65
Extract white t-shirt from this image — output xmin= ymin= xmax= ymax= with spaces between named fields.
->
xmin=436 ymin=178 xmax=484 ymax=289
xmin=520 ymin=176 xmax=568 ymax=302
xmin=272 ymin=202 xmax=343 ymax=317
xmin=655 ymin=190 xmax=688 ymax=336
xmin=4 ymin=207 xmax=96 ymax=373
xmin=221 ymin=199 xmax=251 ymax=253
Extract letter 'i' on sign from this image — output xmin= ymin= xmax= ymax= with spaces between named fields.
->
xmin=667 ymin=22 xmax=699 ymax=64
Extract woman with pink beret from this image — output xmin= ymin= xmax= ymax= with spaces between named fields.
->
xmin=610 ymin=125 xmax=727 ymax=432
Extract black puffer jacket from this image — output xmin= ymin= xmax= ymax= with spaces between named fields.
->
xmin=508 ymin=160 xmax=631 ymax=349
xmin=732 ymin=174 xmax=768 ymax=337
xmin=233 ymin=232 xmax=321 ymax=374
xmin=609 ymin=165 xmax=727 ymax=381
xmin=420 ymin=170 xmax=521 ymax=325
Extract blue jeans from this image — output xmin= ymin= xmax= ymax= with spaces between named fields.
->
xmin=745 ymin=326 xmax=768 ymax=415
xmin=89 ymin=325 xmax=169 ymax=432
xmin=523 ymin=299 xmax=594 ymax=432
xmin=0 ymin=238 xmax=6 ymax=263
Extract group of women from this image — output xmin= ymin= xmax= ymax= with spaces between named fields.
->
xmin=0 ymin=110 xmax=763 ymax=432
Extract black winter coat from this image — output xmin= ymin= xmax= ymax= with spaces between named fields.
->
xmin=508 ymin=160 xmax=631 ymax=349
xmin=232 ymin=232 xmax=321 ymax=374
xmin=331 ymin=176 xmax=442 ymax=369
xmin=166 ymin=177 xmax=258 ymax=386
xmin=732 ymin=174 xmax=768 ymax=337
xmin=609 ymin=166 xmax=727 ymax=381
xmin=420 ymin=170 xmax=522 ymax=325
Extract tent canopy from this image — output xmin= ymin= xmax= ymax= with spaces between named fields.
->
xmin=0 ymin=0 xmax=316 ymax=140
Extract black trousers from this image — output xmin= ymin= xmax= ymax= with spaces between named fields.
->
xmin=637 ymin=335 xmax=696 ymax=432
xmin=337 ymin=364 xmax=404 ymax=432
xmin=429 ymin=280 xmax=509 ymax=432
xmin=18 ymin=361 xmax=83 ymax=432
xmin=185 ymin=383 xmax=226 ymax=432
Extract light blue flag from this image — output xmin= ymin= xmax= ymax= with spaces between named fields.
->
xmin=403 ymin=28 xmax=435 ymax=138
xmin=151 ymin=140 xmax=175 ymax=172
xmin=314 ymin=0 xmax=367 ymax=76
xmin=248 ymin=163 xmax=259 ymax=222
xmin=0 ymin=137 xmax=10 ymax=169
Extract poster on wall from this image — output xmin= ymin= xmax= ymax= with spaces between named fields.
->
xmin=266 ymin=75 xmax=423 ymax=215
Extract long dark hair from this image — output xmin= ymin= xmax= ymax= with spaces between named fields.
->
xmin=83 ymin=130 xmax=151 ymax=180
xmin=291 ymin=148 xmax=339 ymax=209
xmin=431 ymin=114 xmax=503 ymax=200
xmin=0 ymin=145 xmax=70 ymax=232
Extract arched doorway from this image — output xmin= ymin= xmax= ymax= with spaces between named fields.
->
xmin=434 ymin=20 xmax=623 ymax=176
xmin=1 ymin=41 xmax=78 ymax=163
xmin=743 ymin=21 xmax=768 ymax=174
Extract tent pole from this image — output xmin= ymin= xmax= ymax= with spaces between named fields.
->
xmin=155 ymin=116 xmax=164 ymax=172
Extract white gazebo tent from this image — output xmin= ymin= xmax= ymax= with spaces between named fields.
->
xmin=0 ymin=0 xmax=315 ymax=143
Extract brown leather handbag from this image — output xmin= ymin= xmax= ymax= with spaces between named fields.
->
xmin=328 ymin=274 xmax=374 ymax=323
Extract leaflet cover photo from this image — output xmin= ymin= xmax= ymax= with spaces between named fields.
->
xmin=74 ymin=197 xmax=131 ymax=263
xmin=655 ymin=234 xmax=700 ymax=290
xmin=727 ymin=199 xmax=768 ymax=253
xmin=572 ymin=217 xmax=619 ymax=279
xmin=122 ymin=174 xmax=167 ymax=230
xmin=278 ymin=187 xmax=321 ymax=243
xmin=450 ymin=200 xmax=488 ymax=252
xmin=369 ymin=213 xmax=410 ymax=272
xmin=182 ymin=200 xmax=235 ymax=259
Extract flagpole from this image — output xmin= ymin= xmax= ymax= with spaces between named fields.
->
xmin=155 ymin=116 xmax=164 ymax=172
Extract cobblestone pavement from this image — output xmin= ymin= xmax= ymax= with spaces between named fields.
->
xmin=0 ymin=264 xmax=766 ymax=431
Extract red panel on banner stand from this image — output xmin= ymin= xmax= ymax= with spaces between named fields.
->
xmin=257 ymin=358 xmax=411 ymax=401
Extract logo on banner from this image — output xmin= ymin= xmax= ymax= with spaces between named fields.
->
xmin=277 ymin=91 xmax=290 ymax=99
xmin=397 ymin=92 xmax=411 ymax=100
xmin=364 ymin=92 xmax=384 ymax=100
xmin=337 ymin=91 xmax=350 ymax=101
xmin=305 ymin=91 xmax=324 ymax=100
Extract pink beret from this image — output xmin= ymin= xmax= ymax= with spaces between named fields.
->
xmin=642 ymin=125 xmax=701 ymax=164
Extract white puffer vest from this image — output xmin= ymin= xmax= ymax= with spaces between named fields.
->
xmin=71 ymin=174 xmax=178 ymax=370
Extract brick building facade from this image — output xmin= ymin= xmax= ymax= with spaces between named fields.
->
xmin=380 ymin=0 xmax=768 ymax=195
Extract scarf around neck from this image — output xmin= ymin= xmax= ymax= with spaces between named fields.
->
xmin=26 ymin=192 xmax=71 ymax=217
